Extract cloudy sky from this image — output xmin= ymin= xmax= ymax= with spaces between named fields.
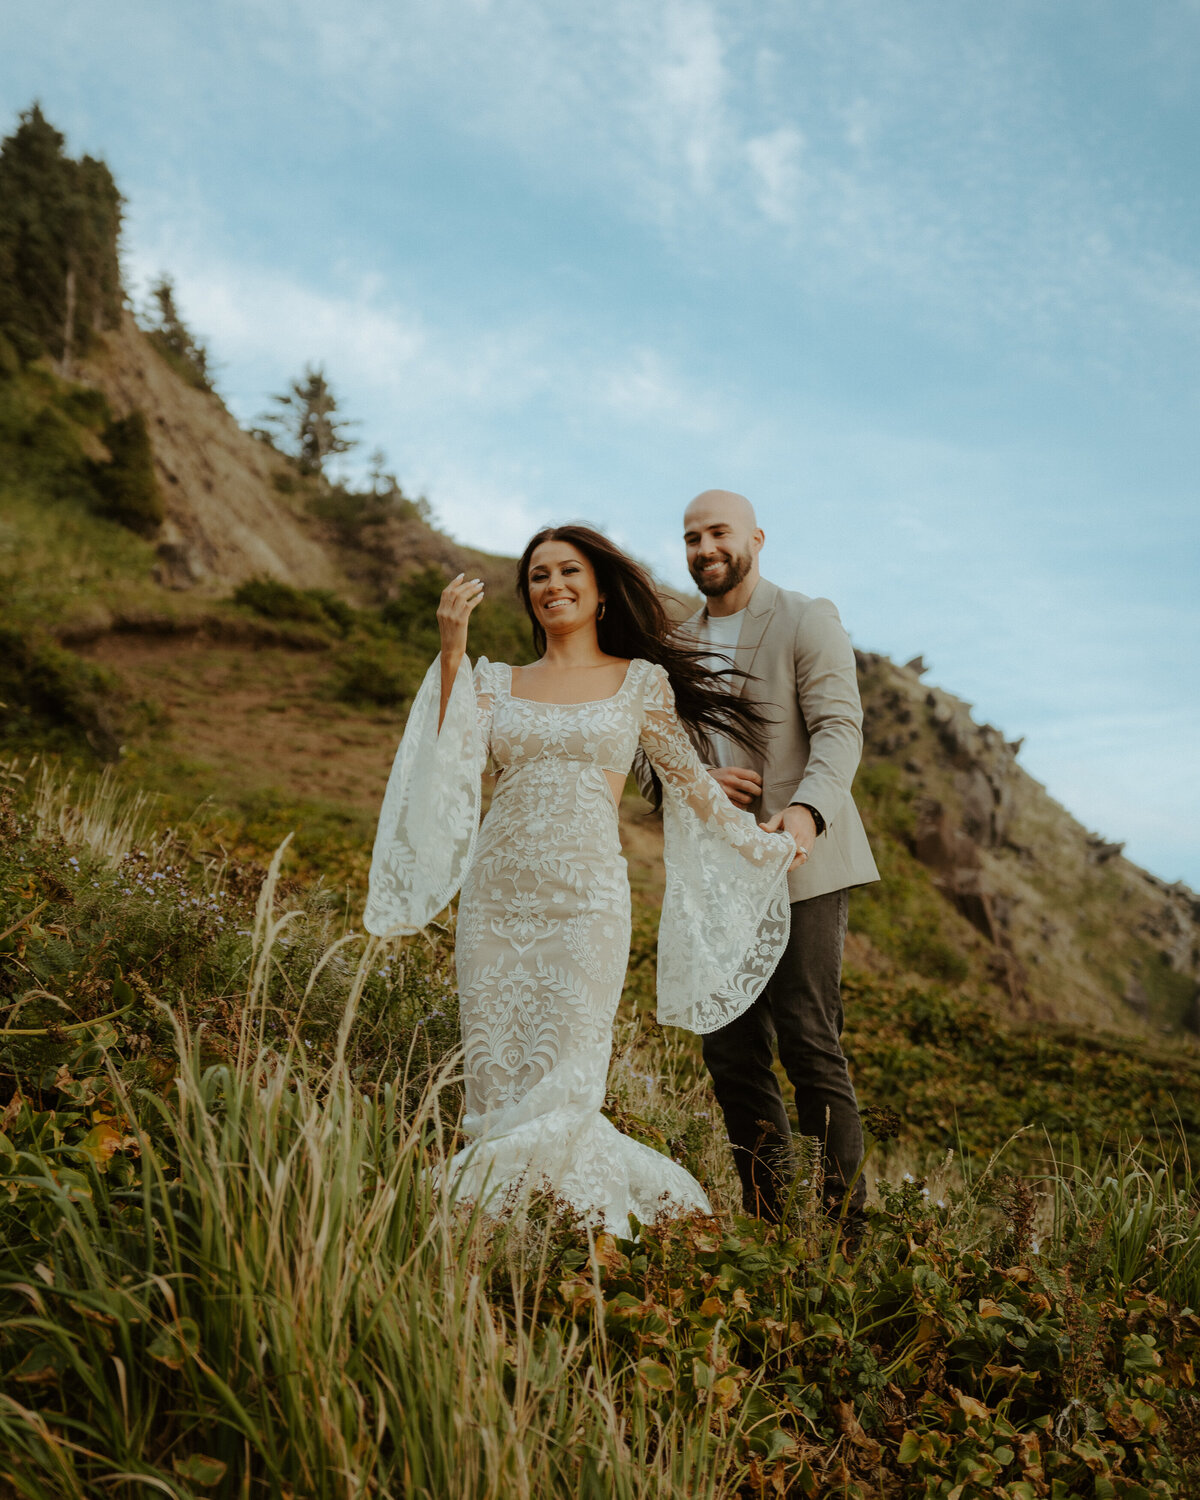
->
xmin=4 ymin=1 xmax=1199 ymax=884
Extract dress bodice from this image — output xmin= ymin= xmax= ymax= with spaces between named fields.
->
xmin=364 ymin=650 xmax=794 ymax=1036
xmin=478 ymin=659 xmax=645 ymax=779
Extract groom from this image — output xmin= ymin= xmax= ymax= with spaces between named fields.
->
xmin=659 ymin=488 xmax=878 ymax=1225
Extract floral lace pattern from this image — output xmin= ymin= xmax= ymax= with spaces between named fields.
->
xmin=365 ymin=654 xmax=793 ymax=1231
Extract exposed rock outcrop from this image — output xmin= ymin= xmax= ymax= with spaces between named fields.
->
xmin=79 ymin=313 xmax=342 ymax=593
xmin=857 ymin=650 xmax=1200 ymax=1035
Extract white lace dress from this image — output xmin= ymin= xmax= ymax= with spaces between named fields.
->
xmin=364 ymin=655 xmax=794 ymax=1232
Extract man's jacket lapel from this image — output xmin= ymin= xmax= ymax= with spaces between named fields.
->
xmin=735 ymin=579 xmax=777 ymax=697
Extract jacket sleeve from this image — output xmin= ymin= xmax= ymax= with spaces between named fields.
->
xmin=788 ymin=599 xmax=864 ymax=832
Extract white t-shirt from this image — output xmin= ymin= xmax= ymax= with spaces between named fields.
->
xmin=697 ymin=609 xmax=746 ymax=769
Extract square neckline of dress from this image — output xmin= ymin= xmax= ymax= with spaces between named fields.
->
xmin=503 ymin=658 xmax=639 ymax=708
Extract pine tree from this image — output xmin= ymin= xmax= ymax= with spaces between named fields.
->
xmin=144 ymin=275 xmax=212 ymax=391
xmin=260 ymin=364 xmax=359 ymax=477
xmin=0 ymin=103 xmax=123 ymax=368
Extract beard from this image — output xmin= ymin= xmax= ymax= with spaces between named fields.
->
xmin=690 ymin=547 xmax=753 ymax=598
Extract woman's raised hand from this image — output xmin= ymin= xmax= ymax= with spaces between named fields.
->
xmin=437 ymin=573 xmax=486 ymax=662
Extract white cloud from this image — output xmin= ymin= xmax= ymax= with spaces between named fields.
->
xmin=641 ymin=0 xmax=728 ymax=193
xmin=745 ymin=125 xmax=804 ymax=224
xmin=597 ymin=347 xmax=723 ymax=432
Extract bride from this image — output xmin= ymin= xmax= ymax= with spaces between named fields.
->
xmin=364 ymin=525 xmax=800 ymax=1232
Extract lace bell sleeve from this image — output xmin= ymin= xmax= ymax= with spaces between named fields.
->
xmin=638 ymin=662 xmax=794 ymax=1034
xmin=363 ymin=654 xmax=493 ymax=937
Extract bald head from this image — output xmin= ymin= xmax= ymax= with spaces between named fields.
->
xmin=683 ymin=488 xmax=764 ymax=612
xmin=684 ymin=488 xmax=759 ymax=532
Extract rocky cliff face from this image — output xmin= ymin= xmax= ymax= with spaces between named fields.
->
xmin=79 ymin=314 xmax=341 ymax=593
xmin=858 ymin=651 xmax=1200 ymax=1034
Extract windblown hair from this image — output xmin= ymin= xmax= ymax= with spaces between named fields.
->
xmin=516 ymin=524 xmax=773 ymax=795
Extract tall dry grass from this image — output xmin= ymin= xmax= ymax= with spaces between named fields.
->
xmin=2 ymin=757 xmax=157 ymax=866
xmin=0 ymin=855 xmax=750 ymax=1499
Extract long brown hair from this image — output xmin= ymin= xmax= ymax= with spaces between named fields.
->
xmin=515 ymin=525 xmax=773 ymax=789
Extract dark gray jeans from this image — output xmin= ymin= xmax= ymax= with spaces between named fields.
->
xmin=701 ymin=887 xmax=865 ymax=1223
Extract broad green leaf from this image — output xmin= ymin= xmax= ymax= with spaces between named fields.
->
xmin=897 ymin=1430 xmax=922 ymax=1464
xmin=149 ymin=1317 xmax=200 ymax=1369
xmin=79 ymin=1120 xmax=125 ymax=1167
xmin=748 ymin=1424 xmax=796 ymax=1462
xmin=1123 ymin=1333 xmax=1161 ymax=1374
xmin=9 ymin=1340 xmax=70 ymax=1384
xmin=635 ymin=1358 xmax=673 ymax=1391
xmin=173 ymin=1455 xmax=227 ymax=1486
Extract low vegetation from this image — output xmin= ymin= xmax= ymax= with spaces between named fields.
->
xmin=91 ymin=409 xmax=163 ymax=533
xmin=1 ymin=764 xmax=1198 ymax=1497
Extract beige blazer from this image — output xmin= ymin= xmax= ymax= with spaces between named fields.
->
xmin=640 ymin=577 xmax=879 ymax=902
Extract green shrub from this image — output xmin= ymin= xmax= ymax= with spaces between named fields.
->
xmin=303 ymin=588 xmax=358 ymax=636
xmin=2 ymin=325 xmax=43 ymax=365
xmin=309 ymin=484 xmax=389 ymax=547
xmin=231 ymin=577 xmax=359 ymax=637
xmin=271 ymin=468 xmax=302 ymax=495
xmin=379 ymin=566 xmax=533 ymax=665
xmin=52 ymin=381 xmax=111 ymax=429
xmin=0 ymin=624 xmax=124 ymax=757
xmin=0 ymin=329 xmax=18 ymax=379
xmin=92 ymin=410 xmax=163 ymax=532
xmin=0 ymin=366 xmax=108 ymax=507
xmin=380 ymin=564 xmax=445 ymax=652
xmin=233 ymin=576 xmax=328 ymax=626
xmin=332 ymin=644 xmax=420 ymax=708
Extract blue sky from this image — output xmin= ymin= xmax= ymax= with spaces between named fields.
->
xmin=4 ymin=0 xmax=1199 ymax=884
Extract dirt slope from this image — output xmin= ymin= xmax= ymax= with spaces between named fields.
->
xmin=79 ymin=313 xmax=342 ymax=593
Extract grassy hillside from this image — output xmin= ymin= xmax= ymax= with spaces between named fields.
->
xmin=6 ymin=329 xmax=1197 ymax=1047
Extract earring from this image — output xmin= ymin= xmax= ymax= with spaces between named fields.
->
xmin=597 ymin=601 xmax=606 ymax=621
